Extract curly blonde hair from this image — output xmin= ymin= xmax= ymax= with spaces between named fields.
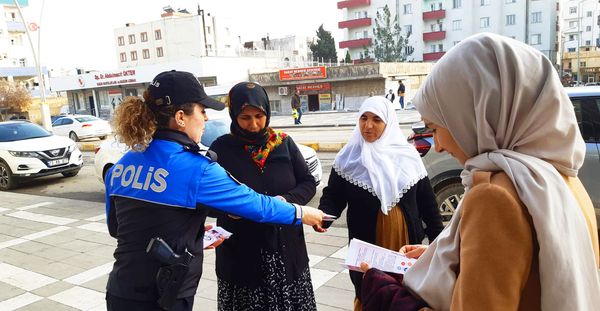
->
xmin=112 ymin=91 xmax=157 ymax=151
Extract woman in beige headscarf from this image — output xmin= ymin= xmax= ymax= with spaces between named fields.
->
xmin=360 ymin=33 xmax=600 ymax=310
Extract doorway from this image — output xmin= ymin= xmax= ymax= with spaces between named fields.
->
xmin=89 ymin=96 xmax=96 ymax=116
xmin=308 ymin=94 xmax=319 ymax=111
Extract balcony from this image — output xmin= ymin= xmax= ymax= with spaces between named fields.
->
xmin=337 ymin=0 xmax=370 ymax=9
xmin=423 ymin=31 xmax=446 ymax=42
xmin=423 ymin=52 xmax=446 ymax=61
xmin=423 ymin=9 xmax=445 ymax=20
xmin=339 ymin=38 xmax=372 ymax=49
xmin=339 ymin=17 xmax=372 ymax=29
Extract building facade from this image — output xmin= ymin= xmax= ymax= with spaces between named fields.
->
xmin=338 ymin=0 xmax=559 ymax=63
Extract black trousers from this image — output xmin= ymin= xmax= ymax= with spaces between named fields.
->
xmin=106 ymin=293 xmax=194 ymax=311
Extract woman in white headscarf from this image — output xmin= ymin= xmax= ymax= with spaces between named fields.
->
xmin=360 ymin=33 xmax=600 ymax=311
xmin=315 ymin=96 xmax=444 ymax=311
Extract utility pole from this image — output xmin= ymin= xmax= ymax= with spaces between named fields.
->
xmin=198 ymin=4 xmax=208 ymax=56
xmin=577 ymin=0 xmax=582 ymax=84
xmin=14 ymin=0 xmax=51 ymax=130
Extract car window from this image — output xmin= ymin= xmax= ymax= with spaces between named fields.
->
xmin=201 ymin=118 xmax=231 ymax=147
xmin=75 ymin=116 xmax=100 ymax=122
xmin=52 ymin=118 xmax=64 ymax=126
xmin=571 ymin=97 xmax=600 ymax=143
xmin=0 ymin=122 xmax=52 ymax=142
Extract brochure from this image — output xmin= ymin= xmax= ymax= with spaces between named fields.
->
xmin=203 ymin=225 xmax=233 ymax=248
xmin=344 ymin=238 xmax=417 ymax=274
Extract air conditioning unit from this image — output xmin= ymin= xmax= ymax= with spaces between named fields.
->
xmin=278 ymin=86 xmax=288 ymax=96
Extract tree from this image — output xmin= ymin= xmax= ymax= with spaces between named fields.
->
xmin=0 ymin=80 xmax=32 ymax=120
xmin=343 ymin=50 xmax=352 ymax=64
xmin=371 ymin=5 xmax=413 ymax=62
xmin=310 ymin=25 xmax=337 ymax=63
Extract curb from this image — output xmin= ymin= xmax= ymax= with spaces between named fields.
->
xmin=78 ymin=141 xmax=348 ymax=153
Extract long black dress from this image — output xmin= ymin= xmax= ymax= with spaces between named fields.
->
xmin=209 ymin=134 xmax=317 ymax=311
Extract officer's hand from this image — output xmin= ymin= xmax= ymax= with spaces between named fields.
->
xmin=301 ymin=205 xmax=324 ymax=226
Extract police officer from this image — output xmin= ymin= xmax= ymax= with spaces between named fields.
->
xmin=104 ymin=70 xmax=324 ymax=311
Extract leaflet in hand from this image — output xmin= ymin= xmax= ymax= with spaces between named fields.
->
xmin=203 ymin=225 xmax=233 ymax=248
xmin=344 ymin=238 xmax=417 ymax=274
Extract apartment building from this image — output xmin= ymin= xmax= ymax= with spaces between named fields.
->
xmin=114 ymin=6 xmax=241 ymax=69
xmin=0 ymin=0 xmax=49 ymax=97
xmin=561 ymin=0 xmax=600 ymax=83
xmin=337 ymin=0 xmax=559 ymax=64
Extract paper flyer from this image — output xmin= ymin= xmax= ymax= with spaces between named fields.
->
xmin=203 ymin=225 xmax=233 ymax=248
xmin=343 ymin=238 xmax=417 ymax=274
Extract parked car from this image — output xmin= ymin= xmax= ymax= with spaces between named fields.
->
xmin=408 ymin=87 xmax=600 ymax=230
xmin=94 ymin=109 xmax=323 ymax=187
xmin=51 ymin=114 xmax=112 ymax=142
xmin=0 ymin=121 xmax=83 ymax=190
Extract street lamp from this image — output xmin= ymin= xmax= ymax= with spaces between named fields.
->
xmin=13 ymin=0 xmax=51 ymax=130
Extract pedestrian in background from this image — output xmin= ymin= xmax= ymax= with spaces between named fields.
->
xmin=314 ymin=96 xmax=443 ymax=311
xmin=291 ymin=89 xmax=302 ymax=124
xmin=210 ymin=82 xmax=317 ymax=311
xmin=104 ymin=70 xmax=324 ymax=311
xmin=360 ymin=33 xmax=600 ymax=311
xmin=384 ymin=89 xmax=395 ymax=103
xmin=397 ymin=80 xmax=405 ymax=110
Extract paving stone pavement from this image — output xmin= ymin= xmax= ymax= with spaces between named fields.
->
xmin=0 ymin=192 xmax=355 ymax=311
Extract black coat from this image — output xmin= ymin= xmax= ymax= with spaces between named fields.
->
xmin=318 ymin=168 xmax=444 ymax=298
xmin=209 ymin=134 xmax=316 ymax=288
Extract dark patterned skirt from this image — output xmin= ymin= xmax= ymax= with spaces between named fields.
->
xmin=217 ymin=250 xmax=317 ymax=311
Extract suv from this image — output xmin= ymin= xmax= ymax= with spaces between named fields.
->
xmin=408 ymin=88 xmax=600 ymax=231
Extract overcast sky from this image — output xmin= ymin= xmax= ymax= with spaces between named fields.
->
xmin=21 ymin=0 xmax=343 ymax=72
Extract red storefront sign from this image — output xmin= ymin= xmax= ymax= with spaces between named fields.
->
xmin=279 ymin=66 xmax=327 ymax=81
xmin=296 ymin=83 xmax=331 ymax=92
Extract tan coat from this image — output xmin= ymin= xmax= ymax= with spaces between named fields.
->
xmin=451 ymin=171 xmax=599 ymax=310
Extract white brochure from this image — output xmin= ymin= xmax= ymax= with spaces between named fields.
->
xmin=344 ymin=238 xmax=417 ymax=274
xmin=203 ymin=225 xmax=233 ymax=248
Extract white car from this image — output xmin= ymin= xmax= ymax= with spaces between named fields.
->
xmin=94 ymin=110 xmax=323 ymax=186
xmin=52 ymin=114 xmax=112 ymax=141
xmin=0 ymin=121 xmax=83 ymax=190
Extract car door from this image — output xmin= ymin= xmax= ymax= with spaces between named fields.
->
xmin=51 ymin=118 xmax=67 ymax=136
xmin=570 ymin=96 xmax=600 ymax=211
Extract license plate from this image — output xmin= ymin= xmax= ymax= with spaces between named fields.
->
xmin=48 ymin=158 xmax=69 ymax=166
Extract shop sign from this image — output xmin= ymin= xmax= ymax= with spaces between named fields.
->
xmin=279 ymin=66 xmax=327 ymax=81
xmin=296 ymin=83 xmax=331 ymax=92
xmin=582 ymin=67 xmax=600 ymax=73
xmin=94 ymin=69 xmax=137 ymax=86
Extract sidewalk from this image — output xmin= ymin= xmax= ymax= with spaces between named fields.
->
xmin=0 ymin=192 xmax=355 ymax=311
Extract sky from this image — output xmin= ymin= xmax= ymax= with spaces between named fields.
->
xmin=22 ymin=0 xmax=343 ymax=72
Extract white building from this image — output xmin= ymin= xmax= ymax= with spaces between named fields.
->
xmin=244 ymin=35 xmax=314 ymax=65
xmin=0 ymin=0 xmax=49 ymax=97
xmin=337 ymin=0 xmax=559 ymax=64
xmin=562 ymin=0 xmax=600 ymax=53
xmin=114 ymin=7 xmax=242 ymax=69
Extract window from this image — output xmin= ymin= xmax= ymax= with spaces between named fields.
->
xmin=117 ymin=36 xmax=125 ymax=46
xmin=586 ymin=40 xmax=592 ymax=46
xmin=571 ymin=97 xmax=600 ymax=143
xmin=140 ymin=32 xmax=148 ymax=42
xmin=404 ymin=24 xmax=412 ymax=34
xmin=453 ymin=0 xmax=461 ymax=9
xmin=438 ymin=44 xmax=444 ymax=52
xmin=363 ymin=30 xmax=369 ymax=38
xmin=531 ymin=12 xmax=542 ymax=24
xmin=452 ymin=20 xmax=462 ymax=30
xmin=19 ymin=58 xmax=25 ymax=67
xmin=130 ymin=51 xmax=137 ymax=61
xmin=506 ymin=0 xmax=516 ymax=3
xmin=269 ymin=100 xmax=282 ymax=113
xmin=587 ymin=11 xmax=593 ymax=17
xmin=156 ymin=47 xmax=164 ymax=57
xmin=430 ymin=45 xmax=437 ymax=53
xmin=531 ymin=34 xmax=541 ymax=45
xmin=568 ymin=47 xmax=576 ymax=52
xmin=587 ymin=26 xmax=592 ymax=32
xmin=480 ymin=17 xmax=490 ymax=28
xmin=570 ymin=7 xmax=577 ymax=14
xmin=207 ymin=26 xmax=211 ymax=34
xmin=155 ymin=29 xmax=162 ymax=40
xmin=128 ymin=34 xmax=135 ymax=44
xmin=120 ymin=52 xmax=126 ymax=62
xmin=581 ymin=61 xmax=586 ymax=68
xmin=570 ymin=21 xmax=578 ymax=28
xmin=142 ymin=49 xmax=150 ymax=59
xmin=569 ymin=34 xmax=576 ymax=41
xmin=506 ymin=14 xmax=516 ymax=25
xmin=403 ymin=4 xmax=412 ymax=14
xmin=480 ymin=0 xmax=490 ymax=6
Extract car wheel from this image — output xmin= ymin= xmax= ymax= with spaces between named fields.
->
xmin=435 ymin=182 xmax=464 ymax=222
xmin=62 ymin=169 xmax=80 ymax=177
xmin=0 ymin=162 xmax=17 ymax=190
xmin=69 ymin=131 xmax=79 ymax=142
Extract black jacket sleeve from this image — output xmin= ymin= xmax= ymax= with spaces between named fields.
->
xmin=416 ymin=177 xmax=444 ymax=241
xmin=318 ymin=168 xmax=349 ymax=229
xmin=280 ymin=137 xmax=316 ymax=205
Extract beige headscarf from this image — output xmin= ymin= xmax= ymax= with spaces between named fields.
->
xmin=404 ymin=33 xmax=600 ymax=310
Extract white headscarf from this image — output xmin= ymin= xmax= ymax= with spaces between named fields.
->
xmin=404 ymin=33 xmax=600 ymax=310
xmin=333 ymin=96 xmax=427 ymax=214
